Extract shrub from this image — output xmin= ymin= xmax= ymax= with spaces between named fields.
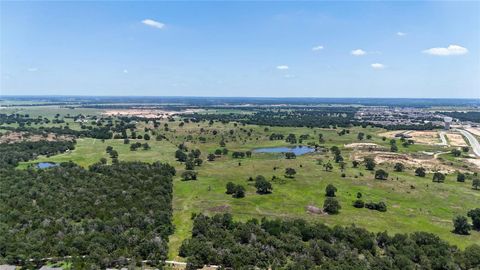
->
xmin=323 ymin=197 xmax=341 ymax=214
xmin=353 ymin=199 xmax=365 ymax=208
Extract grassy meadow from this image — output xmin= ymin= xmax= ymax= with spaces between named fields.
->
xmin=15 ymin=118 xmax=480 ymax=261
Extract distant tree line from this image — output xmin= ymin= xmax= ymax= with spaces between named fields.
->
xmin=440 ymin=111 xmax=480 ymax=123
xmin=0 ymin=140 xmax=76 ymax=168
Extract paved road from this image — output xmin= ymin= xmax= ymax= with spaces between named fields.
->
xmin=457 ymin=129 xmax=480 ymax=157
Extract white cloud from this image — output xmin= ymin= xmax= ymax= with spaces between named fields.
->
xmin=351 ymin=49 xmax=366 ymax=56
xmin=141 ymin=19 xmax=165 ymax=29
xmin=422 ymin=44 xmax=468 ymax=56
xmin=312 ymin=45 xmax=324 ymax=51
xmin=27 ymin=67 xmax=38 ymax=72
xmin=123 ymin=69 xmax=129 ymax=74
xmin=276 ymin=65 xmax=289 ymax=70
xmin=396 ymin=32 xmax=407 ymax=36
xmin=371 ymin=63 xmax=386 ymax=69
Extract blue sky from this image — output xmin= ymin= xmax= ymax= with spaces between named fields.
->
xmin=1 ymin=1 xmax=479 ymax=98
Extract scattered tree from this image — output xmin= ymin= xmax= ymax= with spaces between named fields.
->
xmin=255 ymin=177 xmax=272 ymax=194
xmin=284 ymin=167 xmax=296 ymax=178
xmin=394 ymin=163 xmax=405 ymax=172
xmin=364 ymin=157 xmax=376 ymax=170
xmin=415 ymin=167 xmax=426 ymax=177
xmin=453 ymin=215 xmax=471 ymax=235
xmin=325 ymin=184 xmax=337 ymax=197
xmin=323 ymin=197 xmax=341 ymax=214
xmin=433 ymin=172 xmax=446 ymax=183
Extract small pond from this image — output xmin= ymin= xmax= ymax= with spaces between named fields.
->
xmin=37 ymin=162 xmax=58 ymax=169
xmin=253 ymin=146 xmax=315 ymax=156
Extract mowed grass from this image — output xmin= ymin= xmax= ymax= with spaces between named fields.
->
xmin=19 ymin=121 xmax=480 ymax=260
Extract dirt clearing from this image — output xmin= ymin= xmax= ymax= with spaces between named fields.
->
xmin=103 ymin=109 xmax=201 ymax=119
xmin=446 ymin=132 xmax=467 ymax=147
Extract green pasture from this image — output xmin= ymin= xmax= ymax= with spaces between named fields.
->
xmin=15 ymin=120 xmax=480 ymax=261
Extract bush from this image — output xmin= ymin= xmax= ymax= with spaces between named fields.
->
xmin=415 ymin=167 xmax=426 ymax=177
xmin=181 ymin=171 xmax=197 ymax=181
xmin=374 ymin=169 xmax=389 ymax=180
xmin=226 ymin=182 xmax=236 ymax=194
xmin=323 ymin=197 xmax=341 ymax=214
xmin=255 ymin=177 xmax=272 ymax=194
xmin=325 ymin=184 xmax=337 ymax=197
xmin=433 ymin=172 xmax=446 ymax=183
xmin=394 ymin=163 xmax=405 ymax=172
xmin=453 ymin=215 xmax=471 ymax=235
xmin=353 ymin=199 xmax=365 ymax=208
xmin=233 ymin=185 xmax=245 ymax=198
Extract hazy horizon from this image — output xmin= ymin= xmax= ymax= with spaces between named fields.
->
xmin=1 ymin=1 xmax=479 ymax=98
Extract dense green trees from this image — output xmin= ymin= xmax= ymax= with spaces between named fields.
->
xmin=0 ymin=140 xmax=76 ymax=168
xmin=180 ymin=213 xmax=479 ymax=269
xmin=0 ymin=162 xmax=175 ymax=268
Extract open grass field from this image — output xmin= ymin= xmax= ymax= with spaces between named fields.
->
xmin=17 ymin=119 xmax=480 ymax=261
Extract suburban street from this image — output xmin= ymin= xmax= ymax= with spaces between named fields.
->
xmin=457 ymin=129 xmax=480 ymax=157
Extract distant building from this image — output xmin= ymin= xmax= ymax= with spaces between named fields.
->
xmin=444 ymin=117 xmax=453 ymax=130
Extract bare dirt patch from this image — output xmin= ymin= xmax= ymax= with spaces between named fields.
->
xmin=306 ymin=205 xmax=325 ymax=215
xmin=379 ymin=130 xmax=407 ymax=138
xmin=352 ymin=151 xmax=457 ymax=173
xmin=103 ymin=109 xmax=201 ymax=119
xmin=466 ymin=128 xmax=480 ymax=137
xmin=207 ymin=205 xmax=231 ymax=213
xmin=446 ymin=132 xmax=467 ymax=147
xmin=344 ymin=143 xmax=385 ymax=151
xmin=0 ymin=131 xmax=73 ymax=144
xmin=409 ymin=131 xmax=440 ymax=145
xmin=466 ymin=158 xmax=480 ymax=170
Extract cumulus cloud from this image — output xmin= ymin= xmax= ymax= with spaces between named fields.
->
xmin=312 ymin=45 xmax=324 ymax=51
xmin=396 ymin=32 xmax=407 ymax=36
xmin=422 ymin=45 xmax=468 ymax=56
xmin=351 ymin=49 xmax=366 ymax=56
xmin=276 ymin=65 xmax=289 ymax=70
xmin=141 ymin=19 xmax=165 ymax=29
xmin=371 ymin=63 xmax=386 ymax=69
